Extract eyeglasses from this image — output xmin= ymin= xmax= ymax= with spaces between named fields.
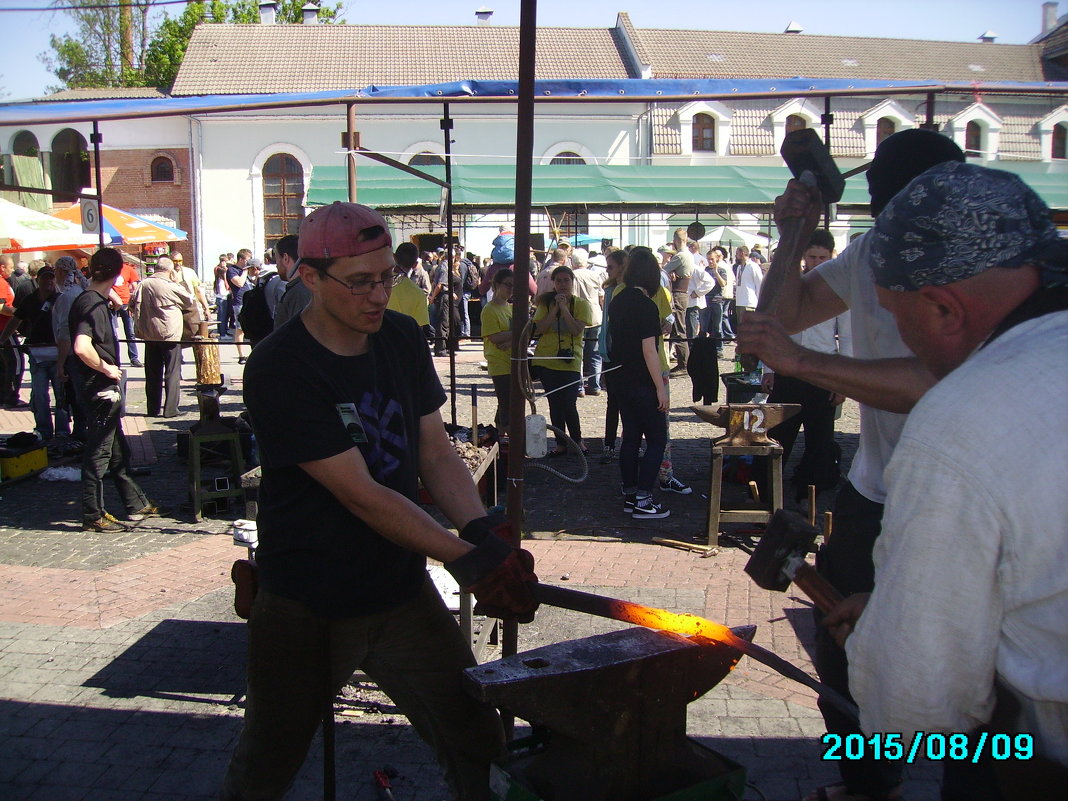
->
xmin=320 ymin=269 xmax=400 ymax=296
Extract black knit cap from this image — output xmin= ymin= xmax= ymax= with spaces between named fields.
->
xmin=866 ymin=129 xmax=965 ymax=216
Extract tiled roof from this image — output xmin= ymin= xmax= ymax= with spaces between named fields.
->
xmin=171 ymin=24 xmax=631 ymax=95
xmin=34 ymin=87 xmax=168 ymax=102
xmin=633 ymin=29 xmax=1049 ymax=83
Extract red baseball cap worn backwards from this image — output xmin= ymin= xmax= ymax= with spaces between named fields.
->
xmin=298 ymin=202 xmax=392 ymax=260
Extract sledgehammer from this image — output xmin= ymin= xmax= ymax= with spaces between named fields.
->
xmin=744 ymin=508 xmax=844 ymax=614
xmin=757 ymin=128 xmax=846 ymax=318
xmin=738 ymin=128 xmax=846 ymax=370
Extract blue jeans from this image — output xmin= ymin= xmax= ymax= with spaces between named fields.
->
xmin=582 ymin=325 xmax=602 ymax=392
xmin=617 ymin=381 xmax=668 ymax=494
xmin=720 ymin=299 xmax=735 ymax=339
xmin=113 ymin=305 xmax=139 ymax=363
xmin=685 ymin=307 xmax=700 ymax=343
xmin=29 ymin=355 xmax=70 ymax=439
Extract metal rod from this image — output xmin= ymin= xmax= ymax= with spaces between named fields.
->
xmin=91 ymin=122 xmax=105 ymax=250
xmin=534 ymin=583 xmax=860 ymax=722
xmin=501 ymin=0 xmax=539 ymax=739
xmin=442 ymin=101 xmax=457 ymax=427
xmin=351 ymin=147 xmax=449 ymax=188
xmin=346 ymin=103 xmax=357 ymax=202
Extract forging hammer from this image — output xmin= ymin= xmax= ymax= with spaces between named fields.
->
xmin=744 ymin=508 xmax=844 ymax=614
xmin=738 ymin=128 xmax=846 ymax=370
xmin=757 ymin=128 xmax=846 ymax=318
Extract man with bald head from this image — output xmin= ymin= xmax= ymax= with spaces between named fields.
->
xmin=830 ymin=162 xmax=1068 ymax=798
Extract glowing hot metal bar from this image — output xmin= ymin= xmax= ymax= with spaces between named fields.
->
xmin=534 ymin=583 xmax=858 ymax=721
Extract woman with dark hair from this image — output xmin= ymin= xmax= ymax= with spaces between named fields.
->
xmin=531 ymin=265 xmax=592 ymax=456
xmin=481 ymin=268 xmax=514 ymax=440
xmin=608 ymin=247 xmax=670 ymax=519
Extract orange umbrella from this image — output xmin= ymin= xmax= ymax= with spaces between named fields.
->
xmin=53 ymin=202 xmax=186 ymax=245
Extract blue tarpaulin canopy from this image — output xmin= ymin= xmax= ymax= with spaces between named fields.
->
xmin=3 ymin=78 xmax=1067 ymax=125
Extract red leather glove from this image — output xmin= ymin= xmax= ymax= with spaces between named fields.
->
xmin=445 ymin=534 xmax=539 ymax=623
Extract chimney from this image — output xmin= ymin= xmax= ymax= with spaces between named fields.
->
xmin=1043 ymin=2 xmax=1058 ymax=34
xmin=978 ymin=29 xmax=998 ymax=43
xmin=258 ymin=0 xmax=277 ymax=25
xmin=475 ymin=6 xmax=494 ymax=25
xmin=302 ymin=2 xmax=319 ymax=24
xmin=784 ymin=21 xmax=803 ymax=34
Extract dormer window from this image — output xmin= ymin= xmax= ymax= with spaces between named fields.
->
xmin=786 ymin=115 xmax=807 ymax=134
xmin=1053 ymin=124 xmax=1067 ymax=160
xmin=965 ymin=121 xmax=983 ymax=158
xmin=876 ymin=118 xmax=896 ymax=146
xmin=692 ymin=114 xmax=716 ymax=152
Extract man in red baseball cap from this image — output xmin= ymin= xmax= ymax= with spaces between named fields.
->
xmin=222 ymin=202 xmax=539 ymax=801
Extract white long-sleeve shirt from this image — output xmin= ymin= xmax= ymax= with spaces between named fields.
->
xmin=848 ymin=311 xmax=1068 ymax=766
xmin=735 ymin=260 xmax=764 ymax=308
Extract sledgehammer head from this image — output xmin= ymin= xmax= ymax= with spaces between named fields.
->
xmin=745 ymin=509 xmax=823 ymax=592
xmin=780 ymin=128 xmax=846 ymax=205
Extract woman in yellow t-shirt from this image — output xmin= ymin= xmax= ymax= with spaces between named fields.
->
xmin=532 ymin=266 xmax=593 ymax=456
xmin=480 ymin=268 xmax=514 ymax=439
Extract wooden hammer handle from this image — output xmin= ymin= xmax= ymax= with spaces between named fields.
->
xmin=792 ymin=562 xmax=844 ymax=614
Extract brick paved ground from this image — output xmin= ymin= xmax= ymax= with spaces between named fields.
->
xmin=0 ymin=341 xmax=941 ymax=800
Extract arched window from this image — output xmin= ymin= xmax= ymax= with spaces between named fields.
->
xmin=876 ymin=117 xmax=896 ymax=146
xmin=549 ymin=151 xmax=586 ymax=166
xmin=51 ymin=129 xmax=91 ymax=202
xmin=965 ymin=121 xmax=983 ymax=157
xmin=786 ymin=115 xmax=807 ymax=134
xmin=150 ymin=156 xmax=174 ymax=183
xmin=1053 ymin=123 xmax=1067 ymax=160
xmin=409 ymin=152 xmax=445 ymax=167
xmin=262 ymin=153 xmax=304 ymax=250
xmin=692 ymin=113 xmax=716 ymax=152
xmin=13 ymin=131 xmax=39 ymax=157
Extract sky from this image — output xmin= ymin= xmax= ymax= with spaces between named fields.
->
xmin=0 ymin=0 xmax=1055 ymax=100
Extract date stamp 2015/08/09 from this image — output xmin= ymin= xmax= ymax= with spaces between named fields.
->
xmin=821 ymin=732 xmax=1034 ymax=764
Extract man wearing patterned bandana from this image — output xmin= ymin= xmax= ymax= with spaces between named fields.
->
xmin=826 ymin=162 xmax=1068 ymax=798
xmin=222 ymin=202 xmax=539 ymax=801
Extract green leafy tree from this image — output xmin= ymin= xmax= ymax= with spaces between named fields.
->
xmin=44 ymin=0 xmax=343 ymax=92
xmin=41 ymin=0 xmax=154 ymax=91
xmin=144 ymin=0 xmax=343 ymax=89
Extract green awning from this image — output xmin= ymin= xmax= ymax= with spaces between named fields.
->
xmin=308 ymin=163 xmax=871 ymax=210
xmin=307 ymin=162 xmax=1067 ymax=212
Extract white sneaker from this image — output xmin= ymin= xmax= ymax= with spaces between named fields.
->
xmin=659 ymin=476 xmax=693 ymax=495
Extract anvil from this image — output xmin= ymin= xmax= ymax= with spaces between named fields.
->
xmin=692 ymin=403 xmax=801 ymax=447
xmin=465 ymin=626 xmax=753 ymax=801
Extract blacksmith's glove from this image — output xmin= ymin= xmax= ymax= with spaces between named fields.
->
xmin=445 ymin=533 xmax=539 ymax=623
xmin=459 ymin=512 xmax=510 ymax=545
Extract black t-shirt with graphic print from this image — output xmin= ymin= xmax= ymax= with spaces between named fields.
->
xmin=244 ymin=310 xmax=447 ymax=618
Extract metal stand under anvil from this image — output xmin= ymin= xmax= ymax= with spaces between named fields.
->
xmin=465 ymin=626 xmax=753 ymax=801
xmin=188 ymin=336 xmax=245 ymax=520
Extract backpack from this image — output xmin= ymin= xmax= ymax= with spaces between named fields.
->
xmin=238 ymin=273 xmax=277 ymax=343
